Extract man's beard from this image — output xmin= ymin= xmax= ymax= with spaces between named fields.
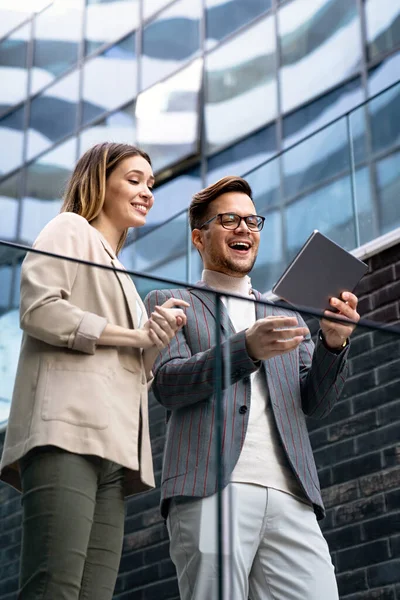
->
xmin=210 ymin=248 xmax=257 ymax=276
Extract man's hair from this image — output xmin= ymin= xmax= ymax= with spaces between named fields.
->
xmin=189 ymin=176 xmax=253 ymax=231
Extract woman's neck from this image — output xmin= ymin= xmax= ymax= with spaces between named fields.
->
xmin=90 ymin=214 xmax=123 ymax=254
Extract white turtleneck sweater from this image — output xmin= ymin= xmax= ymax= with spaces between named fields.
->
xmin=202 ymin=269 xmax=306 ymax=501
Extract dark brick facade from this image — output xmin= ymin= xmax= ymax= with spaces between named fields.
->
xmin=0 ymin=242 xmax=399 ymax=600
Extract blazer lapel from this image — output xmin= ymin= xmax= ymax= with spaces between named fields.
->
xmin=253 ymin=289 xmax=276 ymax=320
xmin=189 ymin=284 xmax=236 ymax=335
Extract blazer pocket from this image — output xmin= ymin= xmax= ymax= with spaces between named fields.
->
xmin=41 ymin=361 xmax=113 ymax=430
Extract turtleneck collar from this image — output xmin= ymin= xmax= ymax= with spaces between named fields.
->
xmin=201 ymin=269 xmax=253 ymax=297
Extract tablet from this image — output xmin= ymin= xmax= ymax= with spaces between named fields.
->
xmin=272 ymin=230 xmax=368 ymax=312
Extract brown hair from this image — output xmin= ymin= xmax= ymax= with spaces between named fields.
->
xmin=189 ymin=175 xmax=253 ymax=231
xmin=61 ymin=142 xmax=152 ymax=253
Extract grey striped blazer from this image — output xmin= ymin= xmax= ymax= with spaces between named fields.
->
xmin=145 ymin=284 xmax=349 ymax=520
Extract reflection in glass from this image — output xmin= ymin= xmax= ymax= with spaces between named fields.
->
xmin=27 ymin=71 xmax=79 ymax=161
xmin=31 ymin=0 xmax=83 ymax=95
xmin=365 ymin=0 xmax=400 ymax=59
xmin=0 ymin=9 xmax=31 ymax=40
xmin=251 ymin=209 xmax=283 ymax=293
xmin=205 ymin=15 xmax=277 ymax=152
xmin=80 ymin=102 xmax=136 ymax=155
xmin=141 ymin=0 xmax=201 ymax=91
xmin=279 ymin=0 xmax=361 ymax=113
xmin=20 ymin=138 xmax=77 ymax=244
xmin=0 ymin=173 xmax=20 ymax=241
xmin=368 ymin=80 xmax=400 ymax=155
xmin=205 ymin=0 xmax=272 ymax=50
xmin=376 ymin=150 xmax=400 ymax=235
xmin=246 ymin=157 xmax=281 ymax=213
xmin=0 ymin=267 xmax=12 ymax=309
xmin=143 ymin=0 xmax=171 ymax=21
xmin=82 ymin=34 xmax=137 ymax=126
xmin=0 ymin=23 xmax=29 ymax=115
xmin=207 ymin=125 xmax=277 ymax=184
xmin=368 ymin=51 xmax=400 ymax=97
xmin=85 ymin=0 xmax=139 ymax=56
xmin=0 ymin=106 xmax=25 ymax=176
xmin=283 ymin=78 xmax=363 ymax=149
xmin=136 ymin=58 xmax=202 ymax=172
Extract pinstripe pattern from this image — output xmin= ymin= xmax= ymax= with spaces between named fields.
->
xmin=145 ymin=285 xmax=349 ymax=520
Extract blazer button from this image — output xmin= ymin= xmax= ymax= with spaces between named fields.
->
xmin=239 ymin=405 xmax=248 ymax=415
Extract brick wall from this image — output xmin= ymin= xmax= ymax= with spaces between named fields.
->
xmin=0 ymin=242 xmax=399 ymax=600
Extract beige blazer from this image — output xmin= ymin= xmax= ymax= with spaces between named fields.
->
xmin=0 ymin=212 xmax=155 ymax=496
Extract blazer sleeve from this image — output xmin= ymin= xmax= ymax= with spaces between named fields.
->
xmin=144 ymin=289 xmax=259 ymax=410
xmin=19 ymin=213 xmax=108 ymax=354
xmin=297 ymin=312 xmax=349 ymax=419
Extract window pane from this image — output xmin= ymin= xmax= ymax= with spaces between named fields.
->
xmin=82 ymin=34 xmax=137 ymax=126
xmin=27 ymin=71 xmax=79 ymax=160
xmin=368 ymin=79 xmax=400 ymax=155
xmin=206 ymin=0 xmax=272 ymax=50
xmin=368 ymin=51 xmax=400 ymax=97
xmin=246 ymin=156 xmax=281 ymax=213
xmin=376 ymin=150 xmax=400 ymax=236
xmin=0 ymin=267 xmax=12 ymax=309
xmin=85 ymin=0 xmax=140 ymax=56
xmin=141 ymin=0 xmax=201 ymax=91
xmin=0 ymin=9 xmax=31 ymax=40
xmin=0 ymin=23 xmax=29 ymax=115
xmin=251 ymin=209 xmax=283 ymax=293
xmin=207 ymin=124 xmax=276 ymax=184
xmin=279 ymin=0 xmax=362 ymax=113
xmin=136 ymin=58 xmax=202 ymax=173
xmin=0 ymin=106 xmax=25 ymax=176
xmin=0 ymin=173 xmax=20 ymax=240
xmin=143 ymin=0 xmax=171 ymax=21
xmin=365 ymin=0 xmax=400 ymax=60
xmin=31 ymin=0 xmax=83 ymax=95
xmin=283 ymin=78 xmax=363 ymax=149
xmin=205 ymin=14 xmax=277 ymax=152
xmin=80 ymin=102 xmax=136 ymax=154
xmin=20 ymin=138 xmax=76 ymax=243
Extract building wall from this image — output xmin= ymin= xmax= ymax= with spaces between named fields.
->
xmin=0 ymin=240 xmax=399 ymax=600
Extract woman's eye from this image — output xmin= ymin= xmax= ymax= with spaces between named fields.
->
xmin=128 ymin=180 xmax=139 ymax=185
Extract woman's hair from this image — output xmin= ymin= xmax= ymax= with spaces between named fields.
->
xmin=189 ymin=176 xmax=253 ymax=231
xmin=61 ymin=142 xmax=152 ymax=253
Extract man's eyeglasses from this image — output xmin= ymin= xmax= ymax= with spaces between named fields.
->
xmin=199 ymin=213 xmax=265 ymax=232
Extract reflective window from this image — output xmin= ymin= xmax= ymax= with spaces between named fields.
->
xmin=31 ymin=0 xmax=83 ymax=95
xmin=85 ymin=0 xmax=140 ymax=56
xmin=376 ymin=150 xmax=400 ymax=236
xmin=368 ymin=79 xmax=400 ymax=156
xmin=136 ymin=58 xmax=203 ymax=173
xmin=0 ymin=23 xmax=29 ymax=115
xmin=206 ymin=0 xmax=272 ymax=50
xmin=27 ymin=71 xmax=79 ymax=161
xmin=279 ymin=0 xmax=362 ymax=113
xmin=246 ymin=156 xmax=281 ymax=213
xmin=283 ymin=78 xmax=363 ymax=149
xmin=207 ymin=125 xmax=277 ymax=184
xmin=20 ymin=138 xmax=77 ymax=243
xmin=82 ymin=34 xmax=137 ymax=126
xmin=0 ymin=106 xmax=25 ymax=176
xmin=251 ymin=210 xmax=283 ymax=293
xmin=143 ymin=0 xmax=171 ymax=22
xmin=205 ymin=14 xmax=277 ymax=152
xmin=365 ymin=0 xmax=400 ymax=60
xmin=141 ymin=0 xmax=201 ymax=91
xmin=352 ymin=166 xmax=377 ymax=245
xmin=80 ymin=101 xmax=136 ymax=155
xmin=0 ymin=173 xmax=20 ymax=240
xmin=0 ymin=267 xmax=12 ymax=309
xmin=0 ymin=9 xmax=31 ymax=40
xmin=369 ymin=51 xmax=400 ymax=97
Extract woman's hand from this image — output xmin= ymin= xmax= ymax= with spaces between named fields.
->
xmin=145 ymin=298 xmax=189 ymax=350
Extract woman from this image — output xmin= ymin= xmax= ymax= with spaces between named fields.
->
xmin=0 ymin=142 xmax=188 ymax=600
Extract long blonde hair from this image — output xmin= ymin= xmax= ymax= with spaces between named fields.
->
xmin=61 ymin=142 xmax=152 ymax=253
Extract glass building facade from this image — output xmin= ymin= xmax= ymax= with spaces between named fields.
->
xmin=0 ymin=0 xmax=399 ymax=301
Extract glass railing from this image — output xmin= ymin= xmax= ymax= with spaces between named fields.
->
xmin=124 ymin=79 xmax=400 ymax=294
xmin=0 ymin=240 xmax=399 ymax=598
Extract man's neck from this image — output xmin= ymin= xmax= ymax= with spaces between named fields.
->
xmin=201 ymin=269 xmax=253 ymax=297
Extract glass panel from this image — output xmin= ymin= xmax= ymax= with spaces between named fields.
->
xmin=251 ymin=208 xmax=283 ymax=292
xmin=79 ymin=102 xmax=136 ymax=155
xmin=85 ymin=0 xmax=140 ymax=56
xmin=0 ymin=266 xmax=12 ymax=309
xmin=143 ymin=0 xmax=171 ymax=21
xmin=0 ymin=173 xmax=20 ymax=241
xmin=365 ymin=0 xmax=400 ymax=60
xmin=27 ymin=71 xmax=79 ymax=161
xmin=141 ymin=0 xmax=201 ymax=91
xmin=283 ymin=78 xmax=363 ymax=149
xmin=205 ymin=0 xmax=272 ymax=50
xmin=205 ymin=14 xmax=277 ymax=152
xmin=207 ymin=125 xmax=277 ymax=184
xmin=376 ymin=150 xmax=400 ymax=235
xmin=279 ymin=0 xmax=362 ymax=113
xmin=0 ymin=105 xmax=25 ymax=176
xmin=82 ymin=33 xmax=137 ymax=126
xmin=0 ymin=9 xmax=32 ymax=40
xmin=246 ymin=156 xmax=281 ymax=213
xmin=136 ymin=58 xmax=203 ymax=173
xmin=20 ymin=138 xmax=77 ymax=244
xmin=368 ymin=51 xmax=400 ymax=97
xmin=31 ymin=0 xmax=83 ymax=95
xmin=0 ymin=23 xmax=29 ymax=115
xmin=368 ymin=80 xmax=400 ymax=156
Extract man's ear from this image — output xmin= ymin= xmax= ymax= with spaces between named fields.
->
xmin=191 ymin=229 xmax=204 ymax=254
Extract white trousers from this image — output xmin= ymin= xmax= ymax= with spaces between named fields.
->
xmin=167 ymin=484 xmax=338 ymax=600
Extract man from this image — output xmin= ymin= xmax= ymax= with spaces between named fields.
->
xmin=144 ymin=176 xmax=359 ymax=600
